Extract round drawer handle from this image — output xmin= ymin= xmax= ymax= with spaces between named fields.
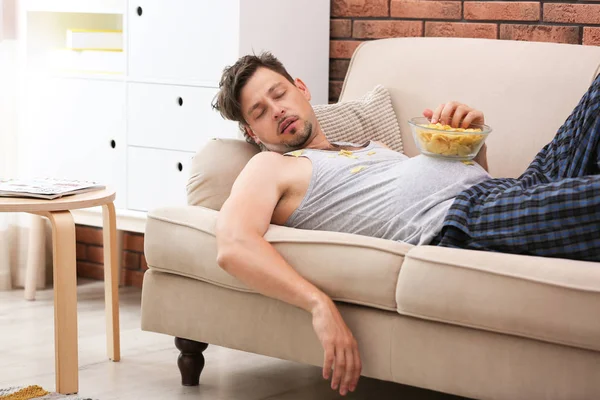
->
xmin=177 ymin=162 xmax=183 ymax=172
xmin=137 ymin=6 xmax=143 ymax=16
xmin=110 ymin=140 xmax=116 ymax=149
xmin=177 ymin=97 xmax=183 ymax=106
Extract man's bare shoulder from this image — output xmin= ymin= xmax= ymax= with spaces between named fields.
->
xmin=239 ymin=151 xmax=301 ymax=183
xmin=243 ymin=151 xmax=287 ymax=173
xmin=250 ymin=150 xmax=285 ymax=163
xmin=238 ymin=151 xmax=307 ymax=195
xmin=231 ymin=151 xmax=302 ymax=214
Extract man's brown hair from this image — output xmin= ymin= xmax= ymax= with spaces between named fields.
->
xmin=212 ymin=52 xmax=294 ymax=147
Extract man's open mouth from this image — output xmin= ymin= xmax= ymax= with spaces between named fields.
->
xmin=279 ymin=117 xmax=297 ymax=134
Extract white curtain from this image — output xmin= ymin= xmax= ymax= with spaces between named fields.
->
xmin=0 ymin=36 xmax=21 ymax=290
xmin=0 ymin=0 xmax=48 ymax=291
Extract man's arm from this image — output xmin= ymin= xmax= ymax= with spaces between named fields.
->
xmin=216 ymin=152 xmax=325 ymax=312
xmin=216 ymin=152 xmax=361 ymax=396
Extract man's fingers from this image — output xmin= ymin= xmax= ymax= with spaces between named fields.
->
xmin=451 ymin=106 xmax=470 ymax=128
xmin=431 ymin=104 xmax=445 ymax=124
xmin=433 ymin=102 xmax=485 ymax=127
xmin=323 ymin=345 xmax=334 ymax=380
xmin=439 ymin=102 xmax=458 ymax=125
xmin=331 ymin=348 xmax=345 ymax=391
xmin=422 ymin=108 xmax=434 ymax=120
xmin=340 ymin=348 xmax=354 ymax=396
xmin=461 ymin=110 xmax=484 ymax=128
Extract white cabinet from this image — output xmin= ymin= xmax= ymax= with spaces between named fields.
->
xmin=125 ymin=0 xmax=329 ymax=216
xmin=127 ymin=0 xmax=330 ymax=100
xmin=128 ymin=0 xmax=239 ymax=86
xmin=20 ymin=77 xmax=127 ymax=209
xmin=127 ymin=147 xmax=194 ymax=212
xmin=20 ymin=0 xmax=330 ymax=229
xmin=127 ymin=83 xmax=238 ymax=152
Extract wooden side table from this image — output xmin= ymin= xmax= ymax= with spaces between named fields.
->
xmin=0 ymin=188 xmax=120 ymax=395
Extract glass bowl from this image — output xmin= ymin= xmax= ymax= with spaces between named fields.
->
xmin=407 ymin=117 xmax=492 ymax=161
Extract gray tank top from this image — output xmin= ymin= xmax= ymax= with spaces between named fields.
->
xmin=283 ymin=142 xmax=491 ymax=245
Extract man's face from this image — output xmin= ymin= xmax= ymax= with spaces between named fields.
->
xmin=240 ymin=67 xmax=316 ymax=153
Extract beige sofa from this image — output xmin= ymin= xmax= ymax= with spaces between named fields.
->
xmin=141 ymin=38 xmax=600 ymax=399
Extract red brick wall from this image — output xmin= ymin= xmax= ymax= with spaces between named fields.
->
xmin=329 ymin=0 xmax=600 ymax=102
xmin=76 ymin=225 xmax=146 ymax=288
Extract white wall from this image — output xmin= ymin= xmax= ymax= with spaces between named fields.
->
xmin=0 ymin=41 xmax=18 ymax=179
xmin=0 ymin=0 xmax=28 ymax=290
xmin=0 ymin=0 xmax=17 ymax=178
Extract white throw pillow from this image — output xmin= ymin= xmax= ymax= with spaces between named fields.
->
xmin=313 ymin=85 xmax=403 ymax=153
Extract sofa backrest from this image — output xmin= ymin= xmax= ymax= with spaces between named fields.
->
xmin=188 ymin=38 xmax=600 ymax=210
xmin=340 ymin=37 xmax=600 ymax=178
xmin=187 ymin=138 xmax=259 ymax=209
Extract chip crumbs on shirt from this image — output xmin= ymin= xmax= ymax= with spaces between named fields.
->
xmin=339 ymin=150 xmax=358 ymax=159
xmin=367 ymin=151 xmax=376 ymax=156
xmin=289 ymin=150 xmax=304 ymax=157
xmin=350 ymin=166 xmax=367 ymax=174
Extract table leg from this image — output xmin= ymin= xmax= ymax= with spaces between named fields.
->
xmin=24 ymin=215 xmax=46 ymax=301
xmin=102 ymin=202 xmax=120 ymax=362
xmin=45 ymin=211 xmax=79 ymax=395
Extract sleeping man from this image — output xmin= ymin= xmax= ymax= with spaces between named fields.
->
xmin=212 ymin=52 xmax=600 ymax=396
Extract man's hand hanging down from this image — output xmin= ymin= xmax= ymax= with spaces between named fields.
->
xmin=311 ymin=296 xmax=362 ymax=396
xmin=216 ymin=153 xmax=362 ymax=396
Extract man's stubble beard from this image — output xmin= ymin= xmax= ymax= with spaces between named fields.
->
xmin=285 ymin=120 xmax=313 ymax=150
xmin=261 ymin=120 xmax=313 ymax=153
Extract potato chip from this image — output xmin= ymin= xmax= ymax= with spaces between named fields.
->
xmin=289 ymin=150 xmax=304 ymax=157
xmin=367 ymin=151 xmax=376 ymax=156
xmin=335 ymin=149 xmax=357 ymax=159
xmin=416 ymin=123 xmax=484 ymax=157
xmin=350 ymin=166 xmax=367 ymax=174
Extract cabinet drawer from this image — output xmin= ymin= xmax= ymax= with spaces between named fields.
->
xmin=21 ymin=77 xmax=127 ymax=209
xmin=128 ymin=82 xmax=239 ymax=152
xmin=128 ymin=0 xmax=239 ymax=85
xmin=127 ymin=146 xmax=195 ymax=212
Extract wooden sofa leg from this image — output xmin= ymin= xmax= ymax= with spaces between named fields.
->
xmin=174 ymin=337 xmax=209 ymax=386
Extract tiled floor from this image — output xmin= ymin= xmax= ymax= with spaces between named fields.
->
xmin=0 ymin=281 xmax=467 ymax=400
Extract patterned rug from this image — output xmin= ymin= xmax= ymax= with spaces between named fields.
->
xmin=0 ymin=386 xmax=96 ymax=400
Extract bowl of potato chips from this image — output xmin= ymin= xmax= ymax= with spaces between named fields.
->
xmin=408 ymin=117 xmax=492 ymax=161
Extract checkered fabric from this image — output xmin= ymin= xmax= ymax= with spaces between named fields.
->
xmin=433 ymin=74 xmax=600 ymax=262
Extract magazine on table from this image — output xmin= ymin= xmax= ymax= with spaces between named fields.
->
xmin=0 ymin=178 xmax=105 ymax=200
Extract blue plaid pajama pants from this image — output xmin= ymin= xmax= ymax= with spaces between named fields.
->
xmin=433 ymin=73 xmax=600 ymax=261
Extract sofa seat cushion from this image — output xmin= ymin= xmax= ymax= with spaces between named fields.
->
xmin=396 ymin=246 xmax=600 ymax=352
xmin=145 ymin=206 xmax=413 ymax=312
